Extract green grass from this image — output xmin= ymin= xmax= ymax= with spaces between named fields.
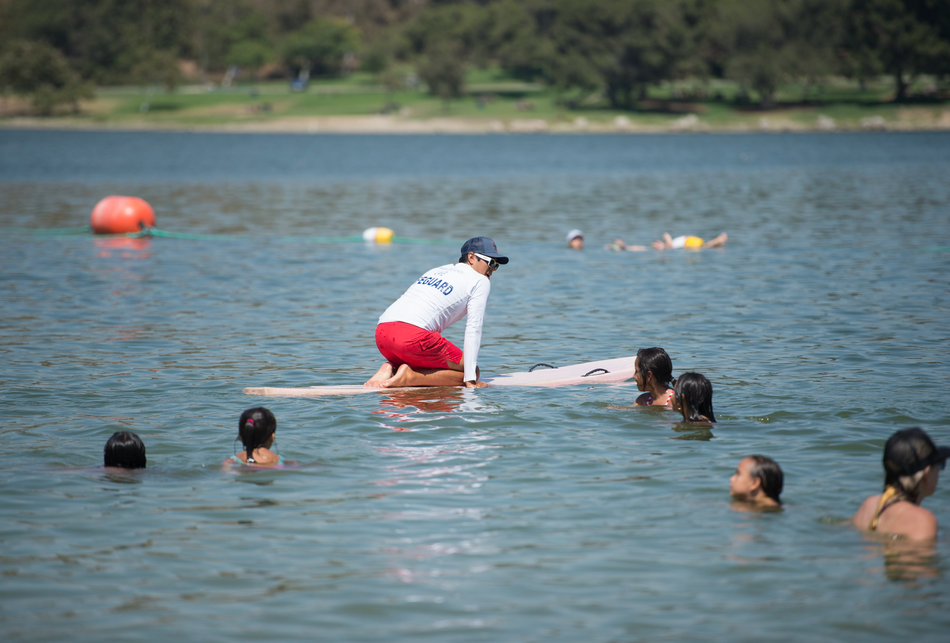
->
xmin=5 ymin=68 xmax=949 ymax=131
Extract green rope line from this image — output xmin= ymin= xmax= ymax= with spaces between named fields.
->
xmin=2 ymin=225 xmax=92 ymax=235
xmin=291 ymin=235 xmax=364 ymax=243
xmin=0 ymin=225 xmax=458 ymax=245
xmin=392 ymin=236 xmax=459 ymax=245
xmin=134 ymin=228 xmax=227 ymax=241
xmin=920 ymin=246 xmax=950 ymax=252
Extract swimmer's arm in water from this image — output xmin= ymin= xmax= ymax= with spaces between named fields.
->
xmin=651 ymin=232 xmax=674 ymax=250
xmin=611 ymin=239 xmax=649 ymax=252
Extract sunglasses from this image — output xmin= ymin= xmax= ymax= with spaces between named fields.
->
xmin=473 ymin=252 xmax=500 ymax=270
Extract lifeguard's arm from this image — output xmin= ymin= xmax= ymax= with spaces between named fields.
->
xmin=462 ymin=277 xmax=491 ymax=383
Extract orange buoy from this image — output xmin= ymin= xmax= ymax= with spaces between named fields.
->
xmin=90 ymin=196 xmax=156 ymax=234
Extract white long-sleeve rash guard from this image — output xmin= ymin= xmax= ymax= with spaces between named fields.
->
xmin=378 ymin=262 xmax=491 ymax=382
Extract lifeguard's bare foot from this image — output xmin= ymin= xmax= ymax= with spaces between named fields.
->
xmin=364 ymin=363 xmax=394 ymax=387
xmin=381 ymin=363 xmax=414 ymax=388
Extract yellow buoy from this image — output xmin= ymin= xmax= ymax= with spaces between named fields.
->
xmin=363 ymin=227 xmax=394 ymax=244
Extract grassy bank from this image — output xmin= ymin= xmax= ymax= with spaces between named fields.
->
xmin=2 ymin=70 xmax=949 ymax=133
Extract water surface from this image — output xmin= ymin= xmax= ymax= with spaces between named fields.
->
xmin=1 ymin=130 xmax=949 ymax=642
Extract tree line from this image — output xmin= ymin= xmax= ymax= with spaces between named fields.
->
xmin=1 ymin=0 xmax=948 ymax=114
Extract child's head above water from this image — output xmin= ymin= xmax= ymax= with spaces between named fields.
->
xmin=730 ymin=455 xmax=783 ymax=506
xmin=882 ymin=427 xmax=949 ymax=503
xmin=635 ymin=347 xmax=673 ymax=388
xmin=673 ymin=372 xmax=716 ymax=422
xmin=104 ymin=431 xmax=146 ymax=469
xmin=238 ymin=407 xmax=277 ymax=464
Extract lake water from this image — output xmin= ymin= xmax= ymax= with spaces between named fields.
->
xmin=1 ymin=130 xmax=949 ymax=642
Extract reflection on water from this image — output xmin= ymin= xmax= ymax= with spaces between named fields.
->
xmin=374 ymin=388 xmax=467 ymax=426
xmin=100 ymin=469 xmax=146 ymax=485
xmin=860 ymin=537 xmax=942 ymax=582
xmin=1 ymin=132 xmax=950 ymax=642
xmin=729 ymin=500 xmax=783 ymax=514
xmin=93 ymin=236 xmax=152 ymax=258
xmin=671 ymin=421 xmax=715 ymax=441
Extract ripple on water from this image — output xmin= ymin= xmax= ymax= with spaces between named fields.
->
xmin=1 ymin=132 xmax=949 ymax=642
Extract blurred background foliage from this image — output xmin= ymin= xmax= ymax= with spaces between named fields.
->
xmin=0 ymin=0 xmax=948 ymax=115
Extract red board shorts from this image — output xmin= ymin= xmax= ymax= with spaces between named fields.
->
xmin=375 ymin=321 xmax=463 ymax=371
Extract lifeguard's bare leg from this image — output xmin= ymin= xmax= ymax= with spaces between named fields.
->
xmin=703 ymin=232 xmax=728 ymax=248
xmin=381 ymin=363 xmax=467 ymax=388
xmin=381 ymin=360 xmax=482 ymax=388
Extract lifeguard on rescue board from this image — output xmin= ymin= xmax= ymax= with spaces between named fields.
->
xmin=364 ymin=236 xmax=509 ymax=389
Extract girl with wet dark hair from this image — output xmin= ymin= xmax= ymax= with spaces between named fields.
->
xmin=633 ymin=347 xmax=675 ymax=407
xmin=225 ymin=407 xmax=283 ymax=467
xmin=852 ymin=427 xmax=948 ymax=541
xmin=730 ymin=456 xmax=783 ymax=507
xmin=672 ymin=372 xmax=716 ymax=423
xmin=104 ymin=431 xmax=147 ymax=469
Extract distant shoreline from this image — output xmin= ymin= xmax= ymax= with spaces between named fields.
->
xmin=3 ymin=113 xmax=949 ymax=135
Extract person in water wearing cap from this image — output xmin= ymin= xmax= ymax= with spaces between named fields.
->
xmin=852 ymin=427 xmax=949 ymax=541
xmin=567 ymin=230 xmax=584 ymax=250
xmin=365 ymin=236 xmax=509 ymax=389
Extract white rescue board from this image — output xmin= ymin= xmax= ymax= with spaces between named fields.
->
xmin=243 ymin=355 xmax=636 ymax=397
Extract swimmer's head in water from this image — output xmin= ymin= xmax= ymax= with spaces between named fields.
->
xmin=731 ymin=455 xmax=783 ymax=504
xmin=238 ymin=407 xmax=277 ymax=463
xmin=882 ymin=428 xmax=948 ymax=501
xmin=634 ymin=347 xmax=673 ymax=390
xmin=104 ymin=431 xmax=146 ymax=469
xmin=566 ymin=229 xmax=583 ymax=249
xmin=884 ymin=428 xmax=949 ymax=477
xmin=673 ymin=372 xmax=716 ymax=423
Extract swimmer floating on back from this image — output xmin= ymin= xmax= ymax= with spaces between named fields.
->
xmin=632 ymin=347 xmax=675 ymax=408
xmin=852 ymin=427 xmax=948 ymax=541
xmin=365 ymin=236 xmax=509 ymax=389
xmin=653 ymin=232 xmax=728 ymax=250
xmin=610 ymin=232 xmax=727 ymax=251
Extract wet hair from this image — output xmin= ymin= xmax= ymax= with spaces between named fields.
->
xmin=674 ymin=372 xmax=716 ymax=422
xmin=747 ymin=455 xmax=783 ymax=504
xmin=238 ymin=407 xmax=277 ymax=464
xmin=636 ymin=347 xmax=673 ymax=387
xmin=104 ymin=431 xmax=146 ymax=469
xmin=882 ymin=427 xmax=947 ymax=503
